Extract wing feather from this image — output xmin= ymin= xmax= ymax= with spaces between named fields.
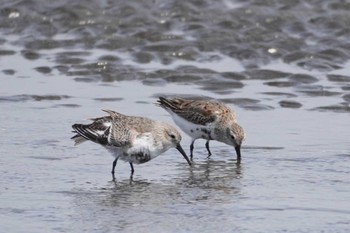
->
xmin=157 ymin=97 xmax=218 ymax=125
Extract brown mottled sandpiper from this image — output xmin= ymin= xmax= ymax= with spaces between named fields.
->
xmin=157 ymin=96 xmax=245 ymax=162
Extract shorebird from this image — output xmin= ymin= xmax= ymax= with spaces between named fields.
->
xmin=71 ymin=109 xmax=191 ymax=179
xmin=157 ymin=96 xmax=245 ymax=162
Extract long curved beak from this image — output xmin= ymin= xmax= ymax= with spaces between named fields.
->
xmin=176 ymin=144 xmax=192 ymax=166
xmin=235 ymin=145 xmax=241 ymax=163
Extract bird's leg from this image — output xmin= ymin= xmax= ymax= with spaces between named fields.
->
xmin=236 ymin=157 xmax=241 ymax=165
xmin=190 ymin=140 xmax=195 ymax=161
xmin=129 ymin=162 xmax=135 ymax=176
xmin=205 ymin=140 xmax=212 ymax=158
xmin=236 ymin=154 xmax=241 ymax=164
xmin=111 ymin=158 xmax=118 ymax=180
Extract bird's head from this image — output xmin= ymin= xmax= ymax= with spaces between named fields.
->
xmin=163 ymin=124 xmax=191 ymax=166
xmin=225 ymin=122 xmax=245 ymax=161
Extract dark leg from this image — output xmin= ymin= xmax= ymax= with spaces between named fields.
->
xmin=129 ymin=162 xmax=134 ymax=176
xmin=190 ymin=140 xmax=195 ymax=161
xmin=111 ymin=158 xmax=118 ymax=180
xmin=205 ymin=140 xmax=212 ymax=158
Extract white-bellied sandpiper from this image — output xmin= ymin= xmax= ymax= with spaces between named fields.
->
xmin=71 ymin=109 xmax=191 ymax=179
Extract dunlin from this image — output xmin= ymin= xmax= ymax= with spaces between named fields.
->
xmin=71 ymin=109 xmax=191 ymax=179
xmin=157 ymin=96 xmax=245 ymax=162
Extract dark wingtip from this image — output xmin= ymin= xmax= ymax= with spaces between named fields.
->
xmin=156 ymin=96 xmax=179 ymax=111
xmin=71 ymin=124 xmax=86 ymax=138
xmin=71 ymin=121 xmax=110 ymax=145
xmin=156 ymin=96 xmax=169 ymax=109
xmin=157 ymin=96 xmax=166 ymax=104
xmin=72 ymin=123 xmax=81 ymax=131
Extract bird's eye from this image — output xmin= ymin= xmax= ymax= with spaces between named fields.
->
xmin=230 ymin=134 xmax=235 ymax=140
xmin=170 ymin=134 xmax=176 ymax=139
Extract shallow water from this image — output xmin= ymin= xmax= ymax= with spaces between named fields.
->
xmin=1 ymin=0 xmax=350 ymax=232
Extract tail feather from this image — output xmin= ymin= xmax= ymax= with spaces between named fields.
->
xmin=71 ymin=134 xmax=88 ymax=146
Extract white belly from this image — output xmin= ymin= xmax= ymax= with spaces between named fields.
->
xmin=171 ymin=113 xmax=211 ymax=140
xmin=104 ymin=133 xmax=164 ymax=164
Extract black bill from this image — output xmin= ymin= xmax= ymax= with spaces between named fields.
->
xmin=176 ymin=144 xmax=192 ymax=166
xmin=235 ymin=145 xmax=241 ymax=162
